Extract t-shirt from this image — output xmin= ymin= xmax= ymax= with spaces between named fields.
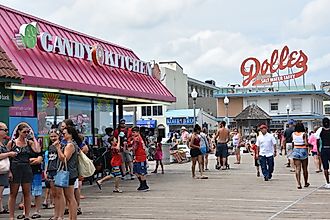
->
xmin=250 ymin=144 xmax=258 ymax=159
xmin=256 ymin=133 xmax=276 ymax=157
xmin=284 ymin=127 xmax=294 ymax=143
xmin=316 ymin=128 xmax=330 ymax=148
xmin=47 ymin=144 xmax=59 ymax=172
xmin=308 ymin=134 xmax=318 ymax=152
xmin=132 ymin=135 xmax=146 ymax=162
xmin=111 ymin=143 xmax=122 ymax=167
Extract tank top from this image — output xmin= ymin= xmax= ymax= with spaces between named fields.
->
xmin=11 ymin=141 xmax=33 ymax=164
xmin=61 ymin=141 xmax=78 ymax=179
xmin=320 ymin=128 xmax=330 ymax=147
xmin=292 ymin=132 xmax=305 ymax=147
xmin=233 ymin=134 xmax=240 ymax=146
xmin=193 ymin=134 xmax=200 ymax=147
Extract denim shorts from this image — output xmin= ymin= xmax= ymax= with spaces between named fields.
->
xmin=133 ymin=161 xmax=147 ymax=176
xmin=291 ymin=148 xmax=308 ymax=160
xmin=31 ymin=174 xmax=43 ymax=197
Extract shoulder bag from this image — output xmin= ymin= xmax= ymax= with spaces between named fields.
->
xmin=78 ymin=150 xmax=96 ymax=177
xmin=54 ymin=158 xmax=70 ymax=188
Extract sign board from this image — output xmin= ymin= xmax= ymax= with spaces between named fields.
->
xmin=0 ymin=87 xmax=13 ymax=106
xmin=240 ymin=46 xmax=308 ymax=86
xmin=166 ymin=117 xmax=195 ymax=125
xmin=14 ymin=22 xmax=152 ymax=76
xmin=9 ymin=90 xmax=35 ymax=117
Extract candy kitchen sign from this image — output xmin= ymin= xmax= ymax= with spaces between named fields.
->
xmin=240 ymin=46 xmax=308 ymax=86
xmin=14 ymin=22 xmax=152 ymax=75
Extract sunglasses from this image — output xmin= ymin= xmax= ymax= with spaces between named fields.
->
xmin=22 ymin=130 xmax=30 ymax=134
xmin=0 ymin=128 xmax=8 ymax=132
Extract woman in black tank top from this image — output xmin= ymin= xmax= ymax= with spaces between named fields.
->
xmin=7 ymin=123 xmax=40 ymax=220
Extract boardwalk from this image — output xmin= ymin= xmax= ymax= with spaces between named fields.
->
xmin=4 ymin=154 xmax=330 ymax=219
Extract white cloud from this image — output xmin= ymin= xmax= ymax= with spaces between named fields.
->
xmin=285 ymin=0 xmax=330 ymax=37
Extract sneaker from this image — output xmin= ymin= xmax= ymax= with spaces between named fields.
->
xmin=130 ymin=174 xmax=135 ymax=180
xmin=139 ymin=185 xmax=150 ymax=192
xmin=264 ymin=177 xmax=269 ymax=181
xmin=324 ymin=183 xmax=330 ymax=189
xmin=257 ymin=171 xmax=260 ymax=177
xmin=215 ymin=165 xmax=220 ymax=170
xmin=77 ymin=208 xmax=82 ymax=215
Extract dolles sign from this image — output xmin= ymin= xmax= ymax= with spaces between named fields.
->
xmin=240 ymin=46 xmax=308 ymax=86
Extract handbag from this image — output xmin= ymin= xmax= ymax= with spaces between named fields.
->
xmin=78 ymin=150 xmax=96 ymax=177
xmin=54 ymin=159 xmax=70 ymax=188
xmin=0 ymin=157 xmax=10 ymax=174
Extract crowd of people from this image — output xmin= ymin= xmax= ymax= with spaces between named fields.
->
xmin=1 ymin=116 xmax=330 ymax=219
xmin=0 ymin=118 xmax=150 ymax=220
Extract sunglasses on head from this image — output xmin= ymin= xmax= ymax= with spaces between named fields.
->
xmin=0 ymin=128 xmax=8 ymax=132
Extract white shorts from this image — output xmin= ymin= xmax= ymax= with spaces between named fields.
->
xmin=74 ymin=179 xmax=79 ymax=189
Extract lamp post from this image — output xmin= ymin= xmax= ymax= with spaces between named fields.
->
xmin=286 ymin=104 xmax=290 ymax=122
xmin=191 ymin=88 xmax=198 ymax=127
xmin=224 ymin=96 xmax=229 ymax=127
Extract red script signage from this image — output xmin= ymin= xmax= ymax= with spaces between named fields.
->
xmin=240 ymin=46 xmax=308 ymax=86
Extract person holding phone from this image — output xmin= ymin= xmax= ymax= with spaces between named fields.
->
xmin=7 ymin=123 xmax=40 ymax=220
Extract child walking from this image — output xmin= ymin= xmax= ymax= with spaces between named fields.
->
xmin=96 ymin=134 xmax=123 ymax=193
xmin=250 ymin=140 xmax=260 ymax=177
xmin=152 ymin=136 xmax=164 ymax=174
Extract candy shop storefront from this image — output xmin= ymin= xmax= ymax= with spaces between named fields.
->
xmin=0 ymin=5 xmax=175 ymax=147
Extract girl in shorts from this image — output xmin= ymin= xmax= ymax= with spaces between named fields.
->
xmin=96 ymin=135 xmax=123 ymax=192
xmin=189 ymin=125 xmax=207 ymax=179
xmin=46 ymin=129 xmax=65 ymax=220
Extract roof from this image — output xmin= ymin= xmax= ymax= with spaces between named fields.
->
xmin=188 ymin=77 xmax=219 ymax=90
xmin=0 ymin=45 xmax=22 ymax=81
xmin=235 ymin=104 xmax=271 ymax=120
xmin=166 ymin=109 xmax=200 ymax=118
xmin=0 ymin=5 xmax=175 ymax=102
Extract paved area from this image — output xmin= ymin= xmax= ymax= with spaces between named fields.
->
xmin=3 ymin=154 xmax=330 ymax=219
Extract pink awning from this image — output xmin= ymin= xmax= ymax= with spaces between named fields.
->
xmin=0 ymin=5 xmax=175 ymax=102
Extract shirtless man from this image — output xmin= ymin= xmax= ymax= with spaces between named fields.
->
xmin=214 ymin=121 xmax=230 ymax=170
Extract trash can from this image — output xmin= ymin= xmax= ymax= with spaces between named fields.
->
xmin=161 ymin=143 xmax=171 ymax=165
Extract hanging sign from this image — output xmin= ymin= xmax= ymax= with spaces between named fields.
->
xmin=240 ymin=46 xmax=308 ymax=86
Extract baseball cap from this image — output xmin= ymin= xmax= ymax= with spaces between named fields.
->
xmin=181 ymin=126 xmax=187 ymax=130
xmin=259 ymin=124 xmax=268 ymax=129
xmin=119 ymin=119 xmax=126 ymax=124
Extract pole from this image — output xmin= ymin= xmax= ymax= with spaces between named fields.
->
xmin=225 ymin=103 xmax=228 ymax=127
xmin=287 ymin=109 xmax=289 ymax=122
xmin=193 ymin=98 xmax=196 ymax=127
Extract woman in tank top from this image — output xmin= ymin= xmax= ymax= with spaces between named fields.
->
xmin=189 ymin=124 xmax=208 ymax=179
xmin=54 ymin=126 xmax=79 ymax=220
xmin=7 ymin=123 xmax=40 ymax=220
xmin=232 ymin=128 xmax=241 ymax=164
xmin=291 ymin=122 xmax=309 ymax=189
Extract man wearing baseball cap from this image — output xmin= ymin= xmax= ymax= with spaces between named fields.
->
xmin=256 ymin=124 xmax=277 ymax=181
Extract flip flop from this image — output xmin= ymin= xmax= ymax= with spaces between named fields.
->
xmin=113 ymin=189 xmax=123 ymax=193
xmin=17 ymin=214 xmax=25 ymax=219
xmin=0 ymin=209 xmax=9 ymax=214
xmin=200 ymin=176 xmax=209 ymax=179
xmin=96 ymin=181 xmax=102 ymax=190
xmin=32 ymin=213 xmax=42 ymax=219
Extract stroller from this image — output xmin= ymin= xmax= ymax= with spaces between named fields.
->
xmin=93 ymin=146 xmax=112 ymax=179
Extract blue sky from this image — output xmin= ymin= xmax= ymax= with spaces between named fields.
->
xmin=1 ymin=0 xmax=329 ymax=87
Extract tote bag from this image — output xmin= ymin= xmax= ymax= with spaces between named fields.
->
xmin=54 ymin=159 xmax=70 ymax=188
xmin=78 ymin=151 xmax=96 ymax=177
xmin=0 ymin=157 xmax=10 ymax=174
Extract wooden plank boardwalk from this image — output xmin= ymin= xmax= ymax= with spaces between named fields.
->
xmin=3 ymin=154 xmax=329 ymax=219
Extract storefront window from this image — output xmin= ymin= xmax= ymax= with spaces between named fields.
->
xmin=9 ymin=90 xmax=35 ymax=117
xmin=68 ymin=96 xmax=92 ymax=136
xmin=37 ymin=92 xmax=66 ymax=136
xmin=94 ymin=98 xmax=114 ymax=135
